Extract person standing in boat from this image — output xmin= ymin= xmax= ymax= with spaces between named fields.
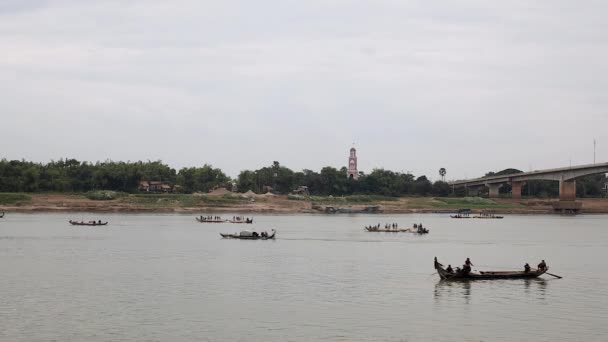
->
xmin=465 ymin=258 xmax=473 ymax=267
xmin=434 ymin=257 xmax=443 ymax=269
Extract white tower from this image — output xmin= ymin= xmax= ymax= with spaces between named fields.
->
xmin=347 ymin=147 xmax=359 ymax=180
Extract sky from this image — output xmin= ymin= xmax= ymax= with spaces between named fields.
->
xmin=1 ymin=0 xmax=607 ymax=181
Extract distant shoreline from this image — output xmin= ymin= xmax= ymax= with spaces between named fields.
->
xmin=2 ymin=193 xmax=608 ymax=214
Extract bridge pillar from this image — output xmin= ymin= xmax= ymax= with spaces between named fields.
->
xmin=487 ymin=183 xmax=502 ymax=198
xmin=559 ymin=179 xmax=577 ymax=201
xmin=511 ymin=181 xmax=524 ymax=199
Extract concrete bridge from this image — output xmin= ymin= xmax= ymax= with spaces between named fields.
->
xmin=450 ymin=162 xmax=608 ymax=203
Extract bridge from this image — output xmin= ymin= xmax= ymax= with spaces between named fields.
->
xmin=449 ymin=163 xmax=608 ymax=207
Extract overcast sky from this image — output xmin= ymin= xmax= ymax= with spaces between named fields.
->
xmin=1 ymin=0 xmax=607 ymax=181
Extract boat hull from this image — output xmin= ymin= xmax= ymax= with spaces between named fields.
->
xmin=220 ymin=231 xmax=275 ymax=240
xmin=69 ymin=221 xmax=108 ymax=226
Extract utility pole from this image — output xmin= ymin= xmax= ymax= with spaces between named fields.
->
xmin=594 ymin=139 xmax=596 ymax=164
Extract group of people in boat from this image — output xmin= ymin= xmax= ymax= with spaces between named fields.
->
xmin=438 ymin=257 xmax=474 ymax=275
xmin=199 ymin=215 xmax=222 ymax=222
xmin=441 ymin=258 xmax=548 ymax=275
xmin=231 ymin=216 xmax=253 ymax=223
xmin=365 ymin=223 xmax=400 ymax=231
xmin=413 ymin=223 xmax=428 ymax=234
xmin=252 ymin=231 xmax=271 ymax=238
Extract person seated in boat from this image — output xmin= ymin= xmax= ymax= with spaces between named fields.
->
xmin=524 ymin=263 xmax=531 ymax=273
xmin=261 ymin=231 xmax=267 ymax=238
xmin=446 ymin=265 xmax=454 ymax=273
xmin=455 ymin=266 xmax=461 ymax=273
xmin=98 ymin=220 xmax=102 ymax=224
xmin=537 ymin=260 xmax=547 ymax=272
xmin=414 ymin=223 xmax=417 ymax=229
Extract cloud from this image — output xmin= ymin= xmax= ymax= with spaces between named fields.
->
xmin=1 ymin=0 xmax=607 ymax=179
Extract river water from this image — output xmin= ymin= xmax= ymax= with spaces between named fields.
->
xmin=1 ymin=213 xmax=607 ymax=341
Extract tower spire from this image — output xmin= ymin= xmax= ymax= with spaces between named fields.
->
xmin=347 ymin=146 xmax=359 ymax=180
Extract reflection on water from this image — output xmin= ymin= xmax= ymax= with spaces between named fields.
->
xmin=434 ymin=278 xmax=548 ymax=303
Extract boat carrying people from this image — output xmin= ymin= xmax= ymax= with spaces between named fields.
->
xmin=220 ymin=229 xmax=275 ymax=240
xmin=434 ymin=257 xmax=550 ymax=280
xmin=364 ymin=223 xmax=429 ymax=234
xmin=69 ymin=220 xmax=108 ymax=226
xmin=228 ymin=216 xmax=253 ymax=224
xmin=195 ymin=215 xmax=226 ymax=223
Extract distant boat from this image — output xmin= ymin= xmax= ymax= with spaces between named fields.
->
xmin=195 ymin=217 xmax=226 ymax=223
xmin=450 ymin=214 xmax=472 ymax=219
xmin=365 ymin=227 xmax=412 ymax=233
xmin=69 ymin=220 xmax=108 ymax=226
xmin=220 ymin=229 xmax=275 ymax=240
xmin=228 ymin=218 xmax=253 ymax=224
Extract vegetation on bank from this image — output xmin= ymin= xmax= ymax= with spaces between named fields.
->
xmin=0 ymin=158 xmax=605 ymax=199
xmin=412 ymin=197 xmax=521 ymax=209
xmin=289 ymin=194 xmax=399 ymax=204
xmin=0 ymin=193 xmax=32 ymax=205
xmin=117 ymin=193 xmax=252 ymax=208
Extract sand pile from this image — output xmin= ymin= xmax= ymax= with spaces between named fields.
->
xmin=242 ymin=190 xmax=257 ymax=197
xmin=207 ymin=187 xmax=231 ymax=196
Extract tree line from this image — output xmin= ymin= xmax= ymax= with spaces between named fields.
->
xmin=0 ymin=158 xmax=605 ymax=198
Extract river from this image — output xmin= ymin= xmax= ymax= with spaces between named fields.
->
xmin=1 ymin=213 xmax=607 ymax=341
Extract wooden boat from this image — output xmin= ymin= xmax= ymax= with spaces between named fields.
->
xmin=365 ymin=227 xmax=412 ymax=232
xmin=69 ymin=220 xmax=108 ymax=226
xmin=195 ymin=217 xmax=226 ymax=223
xmin=434 ymin=258 xmax=546 ymax=281
xmin=450 ymin=215 xmax=472 ymax=219
xmin=228 ymin=218 xmax=253 ymax=224
xmin=220 ymin=229 xmax=275 ymax=240
xmin=473 ymin=215 xmax=504 ymax=219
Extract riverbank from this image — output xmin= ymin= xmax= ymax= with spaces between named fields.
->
xmin=2 ymin=192 xmax=608 ymax=214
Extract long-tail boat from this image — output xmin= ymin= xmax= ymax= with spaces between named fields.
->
xmin=228 ymin=218 xmax=253 ymax=224
xmin=195 ymin=217 xmax=226 ymax=223
xmin=434 ymin=257 xmax=546 ymax=280
xmin=365 ymin=227 xmax=412 ymax=232
xmin=220 ymin=229 xmax=275 ymax=240
xmin=69 ymin=220 xmax=108 ymax=226
xmin=450 ymin=214 xmax=472 ymax=219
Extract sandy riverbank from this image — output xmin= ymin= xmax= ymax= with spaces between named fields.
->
xmin=2 ymin=193 xmax=608 ymax=214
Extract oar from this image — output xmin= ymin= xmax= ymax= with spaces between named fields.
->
xmin=545 ymin=272 xmax=562 ymax=279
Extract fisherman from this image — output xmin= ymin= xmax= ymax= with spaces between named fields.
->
xmin=462 ymin=263 xmax=471 ymax=275
xmin=537 ymin=260 xmax=547 ymax=272
xmin=98 ymin=220 xmax=101 ymax=224
xmin=465 ymin=258 xmax=473 ymax=267
xmin=446 ymin=265 xmax=454 ymax=273
xmin=524 ymin=263 xmax=531 ymax=273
